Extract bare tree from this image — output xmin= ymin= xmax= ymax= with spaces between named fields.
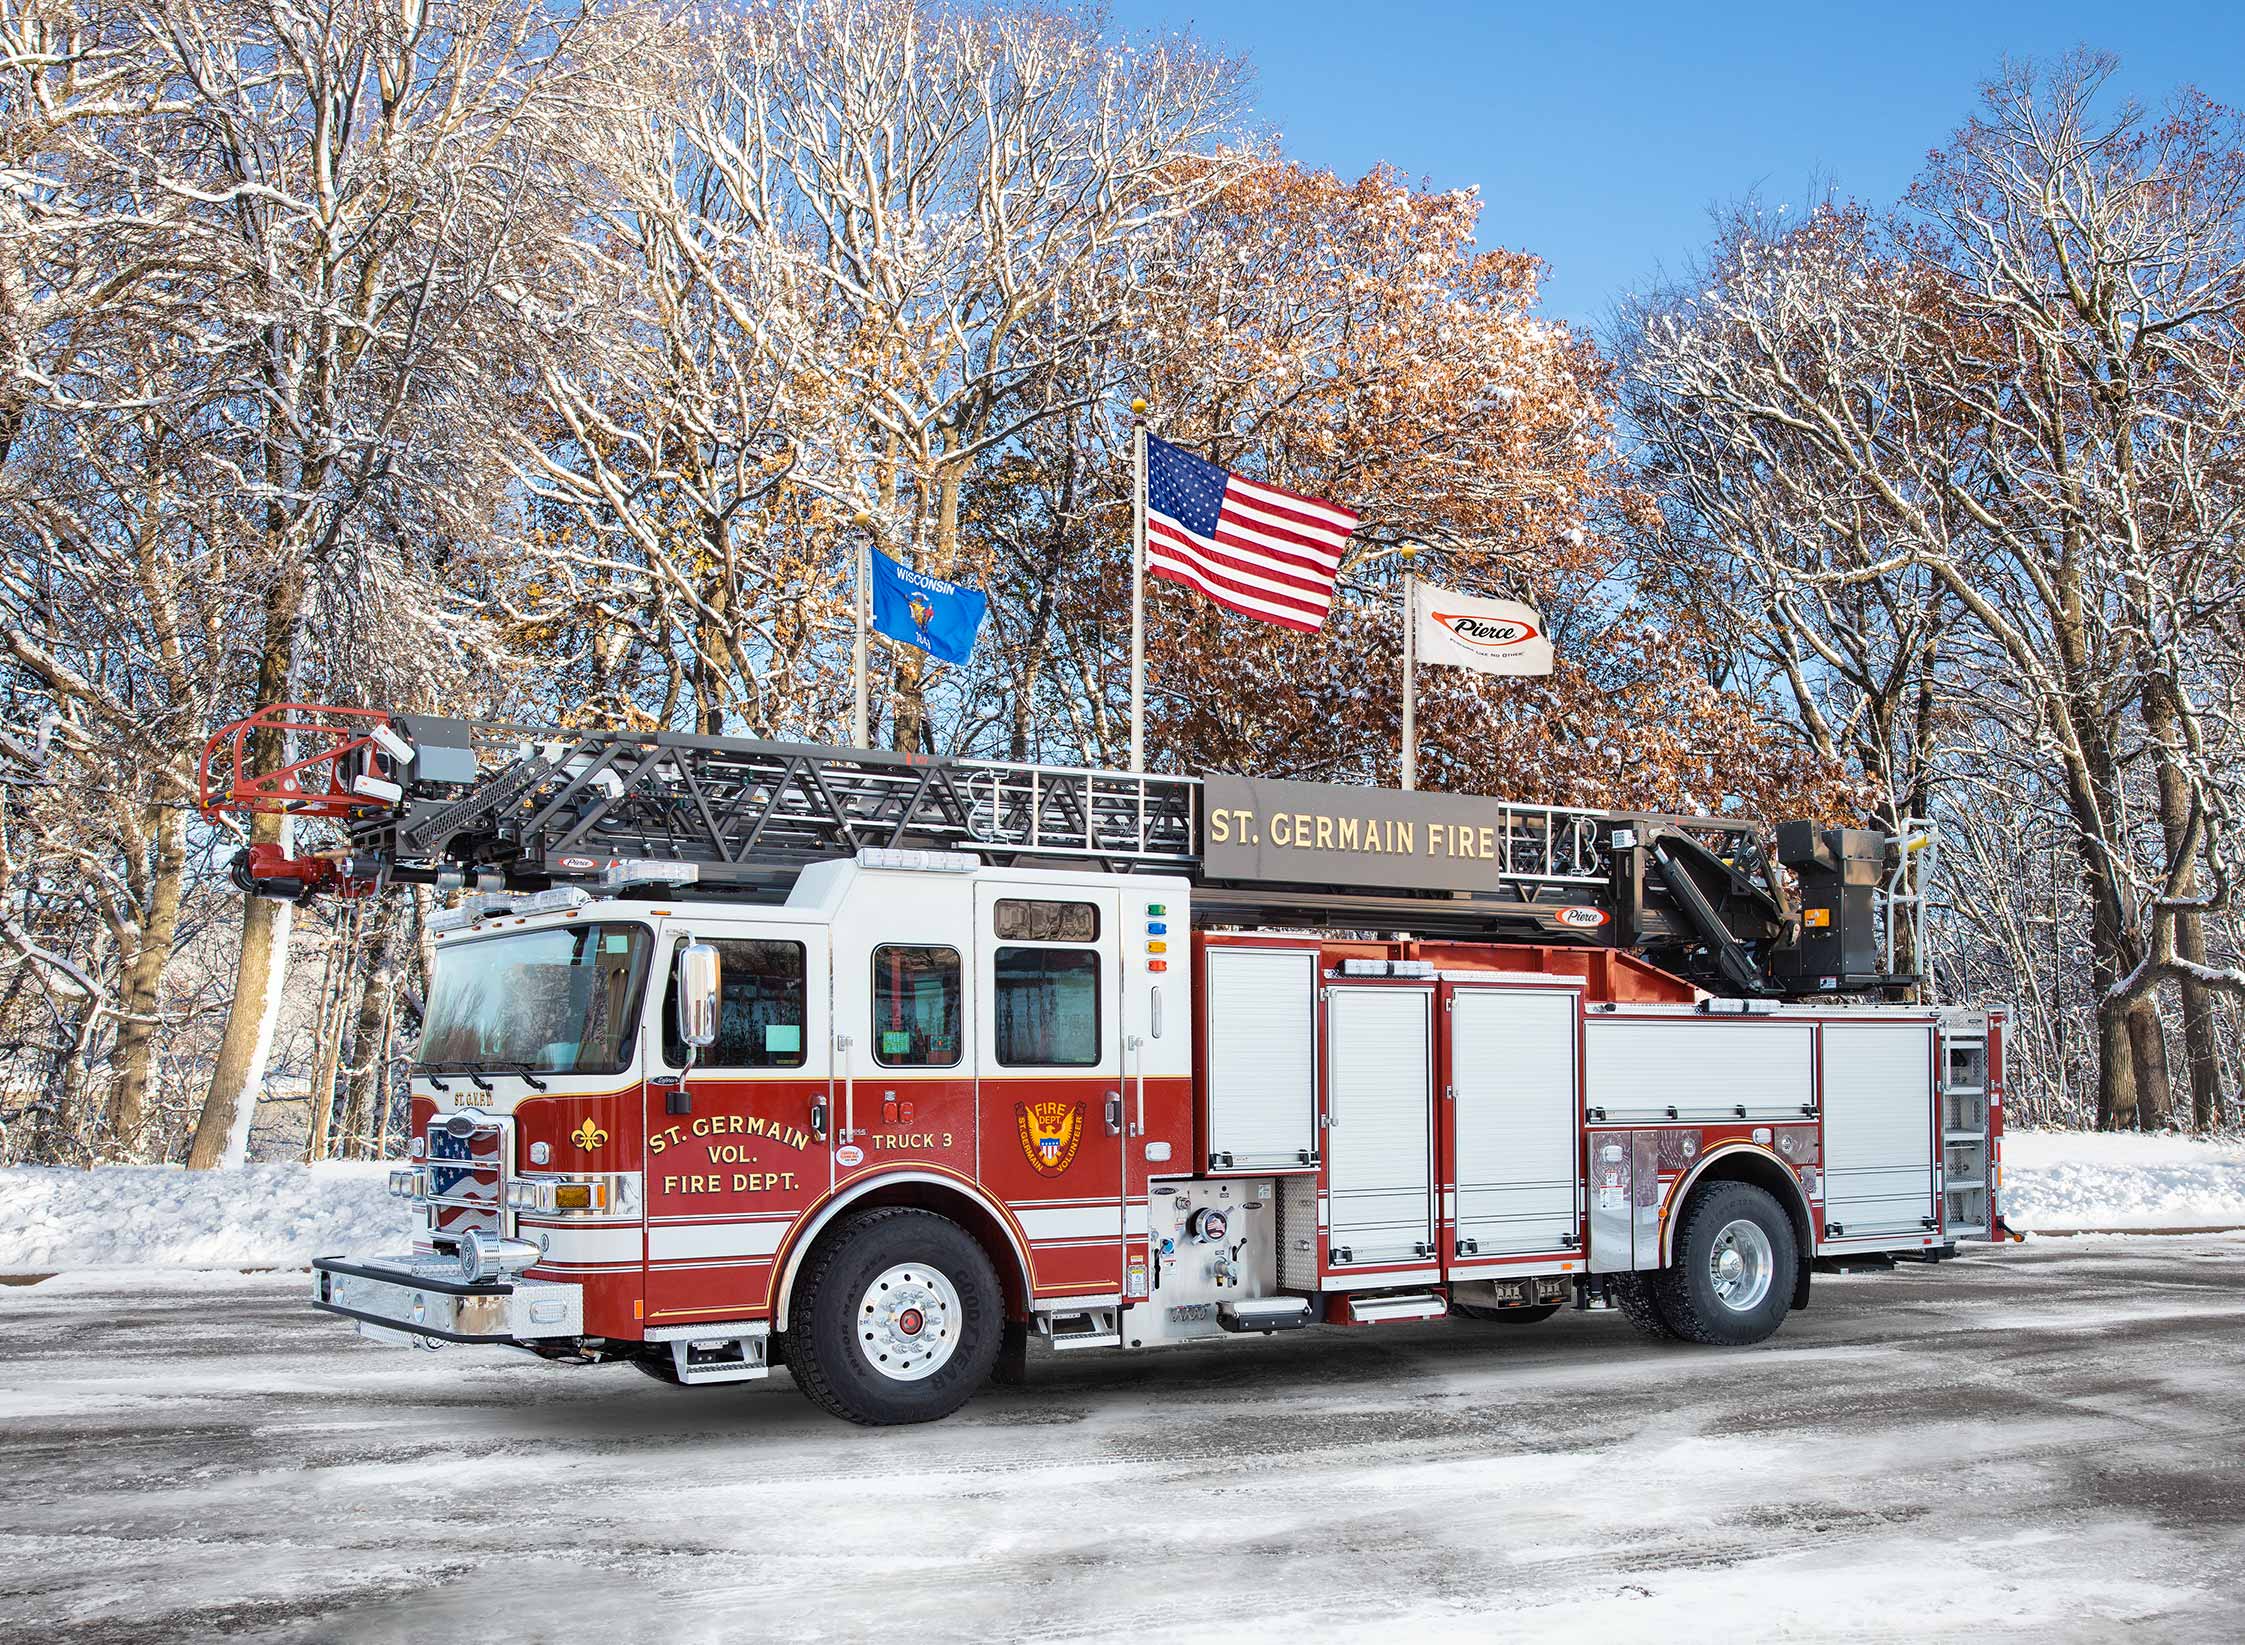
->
xmin=1626 ymin=54 xmax=2245 ymax=1126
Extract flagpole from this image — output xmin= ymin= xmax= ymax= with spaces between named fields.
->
xmin=850 ymin=511 xmax=871 ymax=747
xmin=1128 ymin=398 xmax=1148 ymax=773
xmin=1400 ymin=542 xmax=1419 ymax=790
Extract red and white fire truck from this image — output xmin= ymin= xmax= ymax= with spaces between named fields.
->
xmin=203 ymin=705 xmax=2009 ymax=1425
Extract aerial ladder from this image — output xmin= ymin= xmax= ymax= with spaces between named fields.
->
xmin=198 ymin=703 xmax=1923 ymax=1001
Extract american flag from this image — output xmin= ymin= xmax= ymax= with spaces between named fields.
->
xmin=1143 ymin=434 xmax=1357 ymax=632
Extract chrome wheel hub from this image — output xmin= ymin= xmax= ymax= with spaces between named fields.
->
xmin=1708 ymin=1218 xmax=1775 ymax=1313
xmin=857 ymin=1263 xmax=961 ymax=1382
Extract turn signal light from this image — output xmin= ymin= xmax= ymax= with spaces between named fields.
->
xmin=505 ymin=1178 xmax=608 ymax=1213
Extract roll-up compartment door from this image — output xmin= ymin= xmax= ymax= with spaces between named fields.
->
xmin=1203 ymin=947 xmax=1318 ymax=1171
xmin=1583 ymin=1017 xmax=1814 ymax=1123
xmin=1822 ymin=1022 xmax=1937 ymax=1238
xmin=1326 ymin=987 xmax=1434 ymax=1265
xmin=1449 ymin=988 xmax=1581 ymax=1259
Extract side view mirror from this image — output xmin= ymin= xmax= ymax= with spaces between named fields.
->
xmin=676 ymin=941 xmax=721 ymax=1053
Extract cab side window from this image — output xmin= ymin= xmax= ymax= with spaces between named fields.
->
xmin=872 ymin=945 xmax=962 ymax=1067
xmin=994 ymin=947 xmax=1101 ymax=1066
xmin=663 ymin=938 xmax=807 ymax=1069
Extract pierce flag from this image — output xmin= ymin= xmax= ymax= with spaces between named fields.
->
xmin=868 ymin=547 xmax=987 ymax=667
xmin=1412 ymin=581 xmax=1553 ymax=676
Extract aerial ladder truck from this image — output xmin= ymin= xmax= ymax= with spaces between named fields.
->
xmin=201 ymin=703 xmax=2007 ymax=1425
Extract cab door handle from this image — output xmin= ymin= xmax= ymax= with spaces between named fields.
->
xmin=1104 ymin=1092 xmax=1124 ymax=1136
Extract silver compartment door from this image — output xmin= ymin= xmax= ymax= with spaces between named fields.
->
xmin=1822 ymin=1022 xmax=1937 ymax=1238
xmin=1451 ymin=988 xmax=1580 ymax=1257
xmin=1584 ymin=1017 xmax=1814 ymax=1123
xmin=1203 ymin=947 xmax=1319 ymax=1170
xmin=1325 ymin=987 xmax=1434 ymax=1263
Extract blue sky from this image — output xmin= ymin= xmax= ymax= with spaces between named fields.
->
xmin=1120 ymin=2 xmax=2245 ymax=331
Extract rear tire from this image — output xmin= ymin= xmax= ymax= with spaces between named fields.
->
xmin=1607 ymin=1272 xmax=1680 ymax=1340
xmin=1453 ymin=1302 xmax=1561 ymax=1325
xmin=1652 ymin=1182 xmax=1797 ymax=1346
xmin=788 ymin=1208 xmax=1003 ymax=1426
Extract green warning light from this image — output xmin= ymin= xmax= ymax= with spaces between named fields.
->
xmin=1146 ymin=903 xmax=1166 ymax=917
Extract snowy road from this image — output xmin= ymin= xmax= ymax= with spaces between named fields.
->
xmin=4 ymin=1239 xmax=2243 ymax=1644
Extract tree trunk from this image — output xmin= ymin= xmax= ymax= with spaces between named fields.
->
xmin=339 ymin=911 xmax=398 ymax=1157
xmin=2125 ymin=1000 xmax=2174 ymax=1130
xmin=2093 ymin=987 xmax=2137 ymax=1131
xmin=187 ymin=818 xmax=294 ymax=1169
xmin=303 ymin=908 xmax=360 ymax=1163
xmin=188 ymin=534 xmax=308 ymax=1170
xmin=369 ymin=991 xmax=400 ymax=1158
xmin=107 ymin=801 xmax=188 ymax=1154
xmin=2143 ymin=671 xmax=2228 ymax=1130
xmin=2177 ymin=914 xmax=2227 ymax=1130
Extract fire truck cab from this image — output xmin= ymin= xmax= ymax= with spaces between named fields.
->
xmin=312 ymin=850 xmax=2005 ymax=1426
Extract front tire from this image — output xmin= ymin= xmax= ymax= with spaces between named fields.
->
xmin=1652 ymin=1182 xmax=1797 ymax=1346
xmin=788 ymin=1208 xmax=1003 ymax=1425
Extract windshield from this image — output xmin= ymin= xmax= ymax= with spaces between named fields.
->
xmin=417 ymin=922 xmax=651 ymax=1076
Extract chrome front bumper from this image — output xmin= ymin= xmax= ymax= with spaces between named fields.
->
xmin=312 ymin=1254 xmax=584 ymax=1344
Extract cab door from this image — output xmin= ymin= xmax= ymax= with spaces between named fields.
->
xmin=641 ymin=922 xmax=831 ymax=1328
xmin=974 ymin=883 xmax=1127 ymax=1299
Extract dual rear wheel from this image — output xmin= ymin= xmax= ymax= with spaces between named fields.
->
xmin=1614 ymin=1180 xmax=1798 ymax=1345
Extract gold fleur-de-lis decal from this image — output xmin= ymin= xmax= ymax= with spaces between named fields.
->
xmin=570 ymin=1117 xmax=608 ymax=1151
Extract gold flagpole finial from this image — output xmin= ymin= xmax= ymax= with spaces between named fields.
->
xmin=1130 ymin=398 xmax=1148 ymax=417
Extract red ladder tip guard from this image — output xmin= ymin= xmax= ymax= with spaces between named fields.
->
xmin=198 ymin=703 xmax=401 ymax=821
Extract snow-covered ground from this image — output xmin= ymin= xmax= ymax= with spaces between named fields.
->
xmin=5 ymin=1131 xmax=2243 ymax=1274
xmin=2002 ymin=1130 xmax=2245 ymax=1231
xmin=0 ymin=1162 xmax=405 ymax=1272
xmin=3 ymin=1238 xmax=2242 ymax=1642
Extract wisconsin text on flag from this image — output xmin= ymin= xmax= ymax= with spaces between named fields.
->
xmin=1144 ymin=434 xmax=1357 ymax=632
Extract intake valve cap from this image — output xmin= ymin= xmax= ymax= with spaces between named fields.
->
xmin=458 ymin=1229 xmax=545 ymax=1285
xmin=1188 ymin=1207 xmax=1228 ymax=1244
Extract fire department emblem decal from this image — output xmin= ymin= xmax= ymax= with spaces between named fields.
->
xmin=1015 ymin=1100 xmax=1084 ymax=1178
xmin=570 ymin=1117 xmax=608 ymax=1151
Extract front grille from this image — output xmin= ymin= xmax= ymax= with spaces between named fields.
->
xmin=426 ymin=1117 xmax=507 ymax=1244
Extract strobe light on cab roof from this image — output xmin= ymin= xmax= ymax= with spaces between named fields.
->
xmin=428 ymin=884 xmax=595 ymax=933
xmin=855 ymin=847 xmax=978 ymax=874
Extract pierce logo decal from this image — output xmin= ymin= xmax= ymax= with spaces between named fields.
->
xmin=1555 ymin=905 xmax=1610 ymax=929
xmin=1015 ymin=1100 xmax=1084 ymax=1179
xmin=1432 ymin=612 xmax=1542 ymax=653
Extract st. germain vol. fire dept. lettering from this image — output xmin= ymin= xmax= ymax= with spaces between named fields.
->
xmin=648 ymin=1113 xmax=812 ymax=1155
xmin=662 ymin=1172 xmax=799 ymax=1195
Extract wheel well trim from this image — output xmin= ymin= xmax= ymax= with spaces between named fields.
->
xmin=772 ymin=1169 xmax=1034 ymax=1333
xmin=1657 ymin=1142 xmax=1816 ymax=1268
